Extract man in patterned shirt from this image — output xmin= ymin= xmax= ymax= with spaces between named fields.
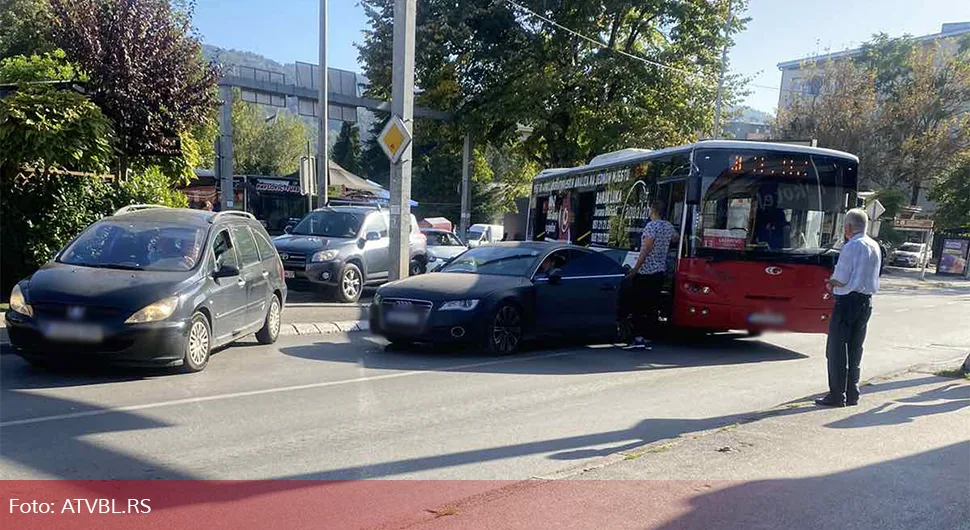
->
xmin=623 ymin=200 xmax=676 ymax=349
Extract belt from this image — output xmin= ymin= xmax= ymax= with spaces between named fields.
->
xmin=837 ymin=291 xmax=872 ymax=299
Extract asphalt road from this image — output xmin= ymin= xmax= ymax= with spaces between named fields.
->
xmin=282 ymin=288 xmax=373 ymax=324
xmin=1 ymin=287 xmax=967 ymax=481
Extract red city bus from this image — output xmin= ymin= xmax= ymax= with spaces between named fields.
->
xmin=525 ymin=140 xmax=859 ymax=334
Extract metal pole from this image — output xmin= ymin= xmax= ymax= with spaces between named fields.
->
xmin=459 ymin=133 xmax=472 ymax=241
xmin=317 ymin=0 xmax=329 ymax=208
xmin=919 ymin=230 xmax=932 ymax=281
xmin=388 ymin=0 xmax=416 ymax=281
xmin=218 ymin=85 xmax=234 ymax=210
xmin=712 ymin=1 xmax=732 ymax=139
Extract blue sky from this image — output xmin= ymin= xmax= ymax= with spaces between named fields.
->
xmin=193 ymin=0 xmax=970 ymax=114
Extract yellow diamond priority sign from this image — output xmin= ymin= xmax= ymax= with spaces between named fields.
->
xmin=378 ymin=115 xmax=412 ymax=164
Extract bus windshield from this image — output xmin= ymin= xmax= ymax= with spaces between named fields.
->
xmin=692 ymin=149 xmax=857 ymax=260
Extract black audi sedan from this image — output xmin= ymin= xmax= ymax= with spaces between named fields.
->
xmin=369 ymin=242 xmax=626 ymax=354
xmin=5 ymin=206 xmax=287 ymax=372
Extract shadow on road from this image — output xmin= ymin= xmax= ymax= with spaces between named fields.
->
xmin=652 ymin=442 xmax=969 ymax=530
xmin=825 ymin=381 xmax=970 ymax=429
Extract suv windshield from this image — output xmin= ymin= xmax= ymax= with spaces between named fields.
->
xmin=441 ymin=246 xmax=540 ymax=276
xmin=59 ymin=221 xmax=207 ymax=272
xmin=291 ymin=211 xmax=365 ymax=238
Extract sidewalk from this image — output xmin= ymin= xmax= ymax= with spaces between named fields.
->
xmin=393 ymin=362 xmax=970 ymax=530
xmin=880 ymin=265 xmax=970 ymax=291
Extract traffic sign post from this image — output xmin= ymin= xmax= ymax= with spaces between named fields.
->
xmin=387 ymin=0 xmax=416 ymax=282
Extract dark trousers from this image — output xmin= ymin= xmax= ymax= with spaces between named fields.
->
xmin=618 ymin=272 xmax=665 ymax=338
xmin=825 ymin=292 xmax=872 ymax=402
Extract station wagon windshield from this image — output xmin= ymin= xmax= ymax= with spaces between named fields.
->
xmin=291 ymin=211 xmax=365 ymax=238
xmin=58 ymin=222 xmax=208 ymax=272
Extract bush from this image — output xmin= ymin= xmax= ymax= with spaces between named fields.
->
xmin=0 ymin=168 xmax=186 ymax=297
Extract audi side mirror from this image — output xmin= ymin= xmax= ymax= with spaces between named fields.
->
xmin=283 ymin=225 xmax=293 ymax=234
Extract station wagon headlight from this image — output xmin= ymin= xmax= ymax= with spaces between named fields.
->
xmin=126 ymin=296 xmax=179 ymax=324
xmin=311 ymin=250 xmax=339 ymax=262
xmin=439 ymin=299 xmax=479 ymax=311
xmin=9 ymin=284 xmax=33 ymax=317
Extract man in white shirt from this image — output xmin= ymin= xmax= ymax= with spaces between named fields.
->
xmin=817 ymin=208 xmax=881 ymax=407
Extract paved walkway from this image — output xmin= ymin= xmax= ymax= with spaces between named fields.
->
xmin=396 ymin=363 xmax=970 ymax=530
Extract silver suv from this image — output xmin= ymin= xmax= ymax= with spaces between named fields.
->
xmin=273 ymin=205 xmax=428 ymax=302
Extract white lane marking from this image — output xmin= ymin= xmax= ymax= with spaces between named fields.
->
xmin=894 ymin=308 xmax=908 ymax=313
xmin=1 ymin=350 xmax=580 ymax=428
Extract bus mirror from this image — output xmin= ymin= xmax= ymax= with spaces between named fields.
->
xmin=686 ymin=177 xmax=701 ymax=205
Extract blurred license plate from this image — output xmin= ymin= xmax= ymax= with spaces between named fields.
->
xmin=43 ymin=322 xmax=104 ymax=343
xmin=385 ymin=311 xmax=421 ymax=326
xmin=748 ymin=313 xmax=785 ymax=325
xmin=284 ymin=270 xmax=295 ymax=279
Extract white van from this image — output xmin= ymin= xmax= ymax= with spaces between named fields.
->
xmin=467 ymin=224 xmax=505 ymax=247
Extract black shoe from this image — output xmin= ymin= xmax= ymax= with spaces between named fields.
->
xmin=846 ymin=398 xmax=859 ymax=406
xmin=815 ymin=395 xmax=846 ymax=408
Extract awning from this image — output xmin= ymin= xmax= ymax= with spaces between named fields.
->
xmin=329 ymin=161 xmax=382 ymax=192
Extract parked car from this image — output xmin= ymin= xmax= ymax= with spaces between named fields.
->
xmin=369 ymin=241 xmax=625 ymax=354
xmin=467 ymin=223 xmax=504 ymax=247
xmin=273 ymin=204 xmax=428 ymax=302
xmin=891 ymin=242 xmax=928 ymax=268
xmin=422 ymin=228 xmax=467 ymax=272
xmin=5 ymin=205 xmax=287 ymax=372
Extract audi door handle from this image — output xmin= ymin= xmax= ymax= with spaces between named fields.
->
xmin=600 ymin=284 xmax=617 ymax=291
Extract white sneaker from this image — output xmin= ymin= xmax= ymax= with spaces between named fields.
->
xmin=622 ymin=336 xmax=652 ymax=350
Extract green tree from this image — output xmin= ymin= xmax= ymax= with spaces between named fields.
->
xmin=776 ymin=33 xmax=970 ymax=206
xmin=358 ymin=0 xmax=747 ymax=221
xmin=928 ymin=156 xmax=970 ymax=230
xmin=49 ymin=0 xmax=220 ymax=183
xmin=0 ymin=0 xmax=55 ymax=58
xmin=0 ymin=51 xmax=185 ymax=295
xmin=231 ymin=95 xmax=309 ymax=176
xmin=331 ymin=121 xmax=363 ymax=175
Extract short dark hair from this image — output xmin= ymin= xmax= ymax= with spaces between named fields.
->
xmin=649 ymin=200 xmax=666 ymax=218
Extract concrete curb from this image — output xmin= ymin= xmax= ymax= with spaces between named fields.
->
xmin=0 ymin=320 xmax=369 ymax=347
xmin=533 ymin=354 xmax=970 ymax=481
xmin=277 ymin=319 xmax=370 ymax=337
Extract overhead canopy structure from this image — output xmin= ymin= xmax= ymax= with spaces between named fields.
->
xmin=329 ymin=161 xmax=382 ymax=192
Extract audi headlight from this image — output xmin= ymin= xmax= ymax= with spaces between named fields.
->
xmin=126 ymin=296 xmax=179 ymax=324
xmin=311 ymin=250 xmax=339 ymax=262
xmin=439 ymin=299 xmax=479 ymax=311
xmin=9 ymin=284 xmax=33 ymax=317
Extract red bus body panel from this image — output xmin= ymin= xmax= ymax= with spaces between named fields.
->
xmin=672 ymin=258 xmax=835 ymax=334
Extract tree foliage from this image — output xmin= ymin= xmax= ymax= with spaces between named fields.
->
xmin=0 ymin=0 xmax=55 ymax=58
xmin=928 ymin=155 xmax=970 ymax=230
xmin=49 ymin=0 xmax=220 ymax=183
xmin=775 ymin=33 xmax=970 ymax=207
xmin=0 ymin=51 xmax=113 ymax=174
xmin=358 ymin=0 xmax=747 ymax=221
xmin=231 ymin=94 xmax=309 ymax=176
xmin=331 ymin=121 xmax=363 ymax=175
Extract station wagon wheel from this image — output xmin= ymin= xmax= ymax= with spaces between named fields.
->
xmin=337 ymin=263 xmax=363 ymax=303
xmin=487 ymin=303 xmax=522 ymax=355
xmin=182 ymin=312 xmax=211 ymax=372
xmin=256 ymin=295 xmax=282 ymax=344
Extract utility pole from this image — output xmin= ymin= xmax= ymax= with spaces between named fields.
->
xmin=388 ymin=0 xmax=416 ymax=281
xmin=459 ymin=133 xmax=472 ymax=241
xmin=218 ymin=85 xmax=234 ymax=210
xmin=317 ymin=0 xmax=329 ymax=208
xmin=712 ymin=1 xmax=732 ymax=139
